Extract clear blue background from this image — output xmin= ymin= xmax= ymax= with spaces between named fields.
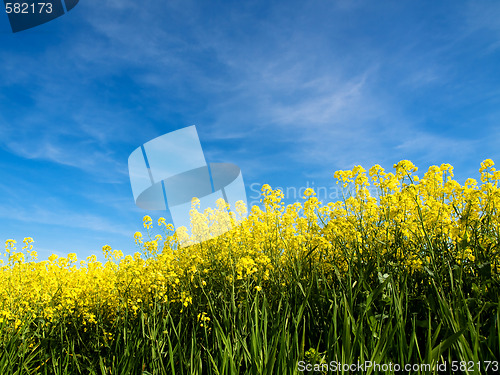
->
xmin=0 ymin=0 xmax=499 ymax=261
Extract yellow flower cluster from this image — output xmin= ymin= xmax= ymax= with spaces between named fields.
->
xmin=1 ymin=160 xmax=499 ymax=334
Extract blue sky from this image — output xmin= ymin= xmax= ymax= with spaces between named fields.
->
xmin=1 ymin=0 xmax=499 ymax=261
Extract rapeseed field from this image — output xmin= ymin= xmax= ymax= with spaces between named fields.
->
xmin=1 ymin=160 xmax=499 ymax=374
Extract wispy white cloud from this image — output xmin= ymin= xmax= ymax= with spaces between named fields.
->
xmin=395 ymin=132 xmax=478 ymax=161
xmin=4 ymin=136 xmax=128 ymax=181
xmin=268 ymin=75 xmax=369 ymax=126
xmin=465 ymin=1 xmax=500 ymax=52
xmin=0 ymin=202 xmax=132 ymax=237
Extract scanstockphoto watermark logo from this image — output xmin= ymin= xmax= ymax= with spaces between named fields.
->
xmin=248 ymin=181 xmax=381 ymax=207
xmin=128 ymin=125 xmax=248 ymax=246
xmin=3 ymin=0 xmax=79 ymax=33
